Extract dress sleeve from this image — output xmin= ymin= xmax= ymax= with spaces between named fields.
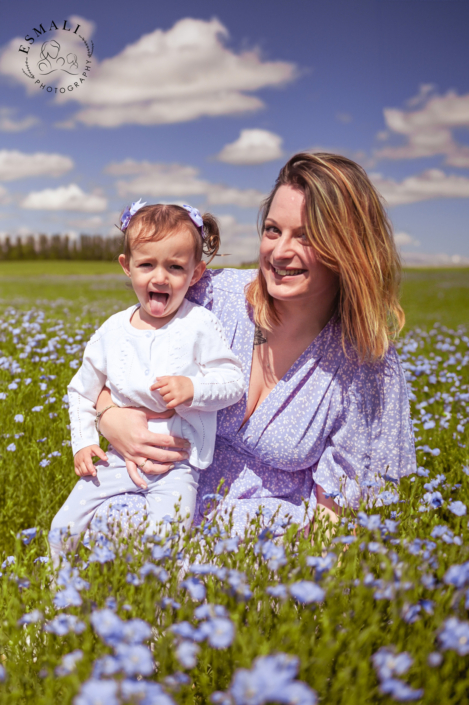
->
xmin=183 ymin=311 xmax=245 ymax=413
xmin=68 ymin=328 xmax=108 ymax=456
xmin=314 ymin=347 xmax=416 ymax=509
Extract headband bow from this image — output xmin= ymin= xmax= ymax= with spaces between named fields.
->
xmin=120 ymin=198 xmax=147 ymax=231
xmin=183 ymin=204 xmax=205 ymax=239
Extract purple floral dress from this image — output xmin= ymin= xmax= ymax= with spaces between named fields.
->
xmin=96 ymin=268 xmax=416 ymax=535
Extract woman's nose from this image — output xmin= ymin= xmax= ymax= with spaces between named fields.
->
xmin=272 ymin=233 xmax=294 ymax=260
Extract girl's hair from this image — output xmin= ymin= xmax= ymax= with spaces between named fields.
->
xmin=121 ymin=204 xmax=221 ymax=264
xmin=245 ymin=152 xmax=405 ymax=363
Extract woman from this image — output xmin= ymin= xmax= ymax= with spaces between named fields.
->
xmin=95 ymin=152 xmax=416 ymax=535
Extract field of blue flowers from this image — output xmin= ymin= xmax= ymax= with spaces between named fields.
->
xmin=1 ymin=267 xmax=469 ymax=704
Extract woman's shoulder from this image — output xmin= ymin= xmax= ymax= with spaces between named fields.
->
xmin=188 ymin=267 xmax=256 ymax=302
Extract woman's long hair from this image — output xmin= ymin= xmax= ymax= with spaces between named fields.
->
xmin=245 ymin=152 xmax=405 ymax=363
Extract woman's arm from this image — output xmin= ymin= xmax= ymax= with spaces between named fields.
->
xmin=96 ymin=388 xmax=191 ymax=488
xmin=316 ymin=484 xmax=341 ymax=523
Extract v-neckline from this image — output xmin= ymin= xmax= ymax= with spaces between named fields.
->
xmin=238 ymin=314 xmax=334 ymax=432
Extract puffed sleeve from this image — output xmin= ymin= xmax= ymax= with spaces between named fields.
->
xmin=184 ymin=310 xmax=245 ymax=412
xmin=68 ymin=326 xmax=108 ymax=456
xmin=314 ymin=346 xmax=416 ymax=509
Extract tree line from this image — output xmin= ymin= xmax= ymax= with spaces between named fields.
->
xmin=0 ymin=234 xmax=123 ymax=261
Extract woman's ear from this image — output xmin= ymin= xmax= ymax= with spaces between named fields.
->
xmin=190 ymin=261 xmax=206 ymax=286
xmin=118 ymin=254 xmax=131 ymax=277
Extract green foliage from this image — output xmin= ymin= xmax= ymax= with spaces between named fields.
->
xmin=0 ymin=268 xmax=468 ymax=704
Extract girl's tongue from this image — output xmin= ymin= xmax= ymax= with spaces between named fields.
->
xmin=149 ymin=292 xmax=168 ymax=316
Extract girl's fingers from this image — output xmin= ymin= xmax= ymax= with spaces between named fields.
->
xmin=92 ymin=446 xmax=108 ymax=461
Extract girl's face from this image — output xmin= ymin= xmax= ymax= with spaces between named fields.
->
xmin=119 ymin=227 xmax=206 ymax=327
xmin=259 ymin=184 xmax=339 ymax=306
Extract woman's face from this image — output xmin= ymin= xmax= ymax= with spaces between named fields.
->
xmin=259 ymin=184 xmax=339 ymax=306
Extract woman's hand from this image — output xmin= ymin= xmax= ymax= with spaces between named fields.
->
xmin=96 ymin=388 xmax=191 ymax=490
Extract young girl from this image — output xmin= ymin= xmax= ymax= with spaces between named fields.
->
xmin=49 ymin=201 xmax=245 ymax=564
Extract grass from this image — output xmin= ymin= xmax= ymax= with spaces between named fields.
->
xmin=0 ymin=263 xmax=468 ymax=704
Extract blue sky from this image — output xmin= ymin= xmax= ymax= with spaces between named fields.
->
xmin=1 ymin=0 xmax=469 ymax=264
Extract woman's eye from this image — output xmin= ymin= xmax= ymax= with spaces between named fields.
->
xmin=264 ymin=226 xmax=280 ymax=235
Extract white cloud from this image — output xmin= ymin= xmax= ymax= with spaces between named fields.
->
xmin=401 ymin=252 xmax=469 ymax=267
xmin=336 ymin=112 xmax=352 ymax=124
xmin=106 ymin=159 xmax=266 ymax=208
xmin=0 ymin=108 xmax=39 ymax=132
xmin=375 ymin=88 xmax=469 ymax=167
xmin=372 ymin=169 xmax=469 ymax=206
xmin=21 ymin=184 xmax=107 ymax=212
xmin=216 ymin=129 xmax=284 ymax=165
xmin=394 ymin=231 xmax=420 ymax=248
xmin=215 ymin=214 xmax=259 ymax=265
xmin=68 ymin=15 xmax=96 ymax=40
xmin=54 ymin=18 xmax=296 ymax=127
xmin=67 ymin=215 xmax=104 ymax=229
xmin=0 ymin=150 xmax=73 ymax=182
xmin=0 ymin=185 xmax=10 ymax=204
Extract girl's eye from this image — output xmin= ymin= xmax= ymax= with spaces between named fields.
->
xmin=170 ymin=264 xmax=183 ymax=270
xmin=139 ymin=263 xmax=152 ymax=268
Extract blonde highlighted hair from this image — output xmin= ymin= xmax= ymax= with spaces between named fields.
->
xmin=122 ymin=204 xmax=221 ymax=264
xmin=245 ymin=152 xmax=405 ymax=362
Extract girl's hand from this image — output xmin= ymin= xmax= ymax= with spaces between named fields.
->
xmin=74 ymin=445 xmax=107 ymax=477
xmin=150 ymin=376 xmax=194 ymax=408
xmin=96 ymin=388 xmax=191 ymax=489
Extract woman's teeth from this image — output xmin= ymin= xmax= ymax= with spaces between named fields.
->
xmin=273 ymin=267 xmax=305 ymax=276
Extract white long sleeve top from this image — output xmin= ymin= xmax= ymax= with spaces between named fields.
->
xmin=68 ymin=300 xmax=245 ymax=469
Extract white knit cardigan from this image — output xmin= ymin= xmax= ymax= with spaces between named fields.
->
xmin=68 ymin=300 xmax=245 ymax=469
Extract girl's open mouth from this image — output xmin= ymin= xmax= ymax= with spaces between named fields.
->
xmin=149 ymin=291 xmax=169 ymax=316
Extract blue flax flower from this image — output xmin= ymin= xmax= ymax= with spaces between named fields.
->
xmin=227 ymin=570 xmax=252 ymax=601
xmin=18 ymin=609 xmax=43 ymax=625
xmin=181 ymin=577 xmax=206 ymax=601
xmin=444 ymin=561 xmax=469 ymax=588
xmin=6 ymin=443 xmax=16 ymax=452
xmin=190 ymin=563 xmax=219 ymax=575
xmin=289 ymin=581 xmax=325 ymax=604
xmin=206 ymin=618 xmax=235 ymax=649
xmin=214 ymin=537 xmax=240 ymax=555
xmin=14 ymin=414 xmax=24 ymax=423
xmin=55 ymin=650 xmax=83 ymax=677
xmin=306 ymin=553 xmax=336 ymax=579
xmin=44 ymin=614 xmax=85 ymax=636
xmin=18 ymin=527 xmax=37 ymax=545
xmin=357 ymin=512 xmax=382 ymax=530
xmin=449 ymin=500 xmax=467 ymax=516
xmin=122 ymin=618 xmax=152 ymax=644
xmin=379 ymin=678 xmax=423 ymax=701
xmin=258 ymin=540 xmax=287 ymax=570
xmin=0 ymin=665 xmax=5 ymax=682
xmin=161 ymin=597 xmax=181 ymax=610
xmin=90 ymin=609 xmax=125 ymax=647
xmin=92 ymin=655 xmax=120 ymax=678
xmin=438 ymin=617 xmax=469 ymax=655
xmin=1 ymin=556 xmax=15 ymax=569
xmin=121 ymin=679 xmax=174 ymax=705
xmin=378 ymin=491 xmax=400 ymax=505
xmin=89 ymin=545 xmax=115 ymax=563
xmin=176 ymin=640 xmax=199 ymax=669
xmin=266 ymin=584 xmax=288 ymax=599
xmin=74 ymin=679 xmax=119 ymax=705
xmin=372 ymin=647 xmax=413 ymax=680
xmin=229 ymin=653 xmax=316 ymax=705
xmin=194 ymin=604 xmax=228 ymax=620
xmin=53 ymin=586 xmax=82 ymax=609
xmin=115 ymin=643 xmax=154 ymax=677
xmin=171 ymin=621 xmax=197 ymax=641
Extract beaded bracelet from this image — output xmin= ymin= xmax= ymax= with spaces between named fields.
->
xmin=94 ymin=404 xmax=119 ymax=436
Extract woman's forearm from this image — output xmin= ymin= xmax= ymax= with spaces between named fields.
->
xmin=96 ymin=387 xmax=113 ymax=413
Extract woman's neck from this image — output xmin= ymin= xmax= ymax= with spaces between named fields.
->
xmin=271 ymin=291 xmax=338 ymax=343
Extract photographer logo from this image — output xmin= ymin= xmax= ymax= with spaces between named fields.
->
xmin=18 ymin=19 xmax=93 ymax=95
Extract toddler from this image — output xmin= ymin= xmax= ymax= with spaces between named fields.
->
xmin=49 ymin=201 xmax=245 ymax=564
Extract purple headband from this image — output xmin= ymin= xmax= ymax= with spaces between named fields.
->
xmin=120 ymin=199 xmax=205 ymax=239
xmin=183 ymin=204 xmax=205 ymax=239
